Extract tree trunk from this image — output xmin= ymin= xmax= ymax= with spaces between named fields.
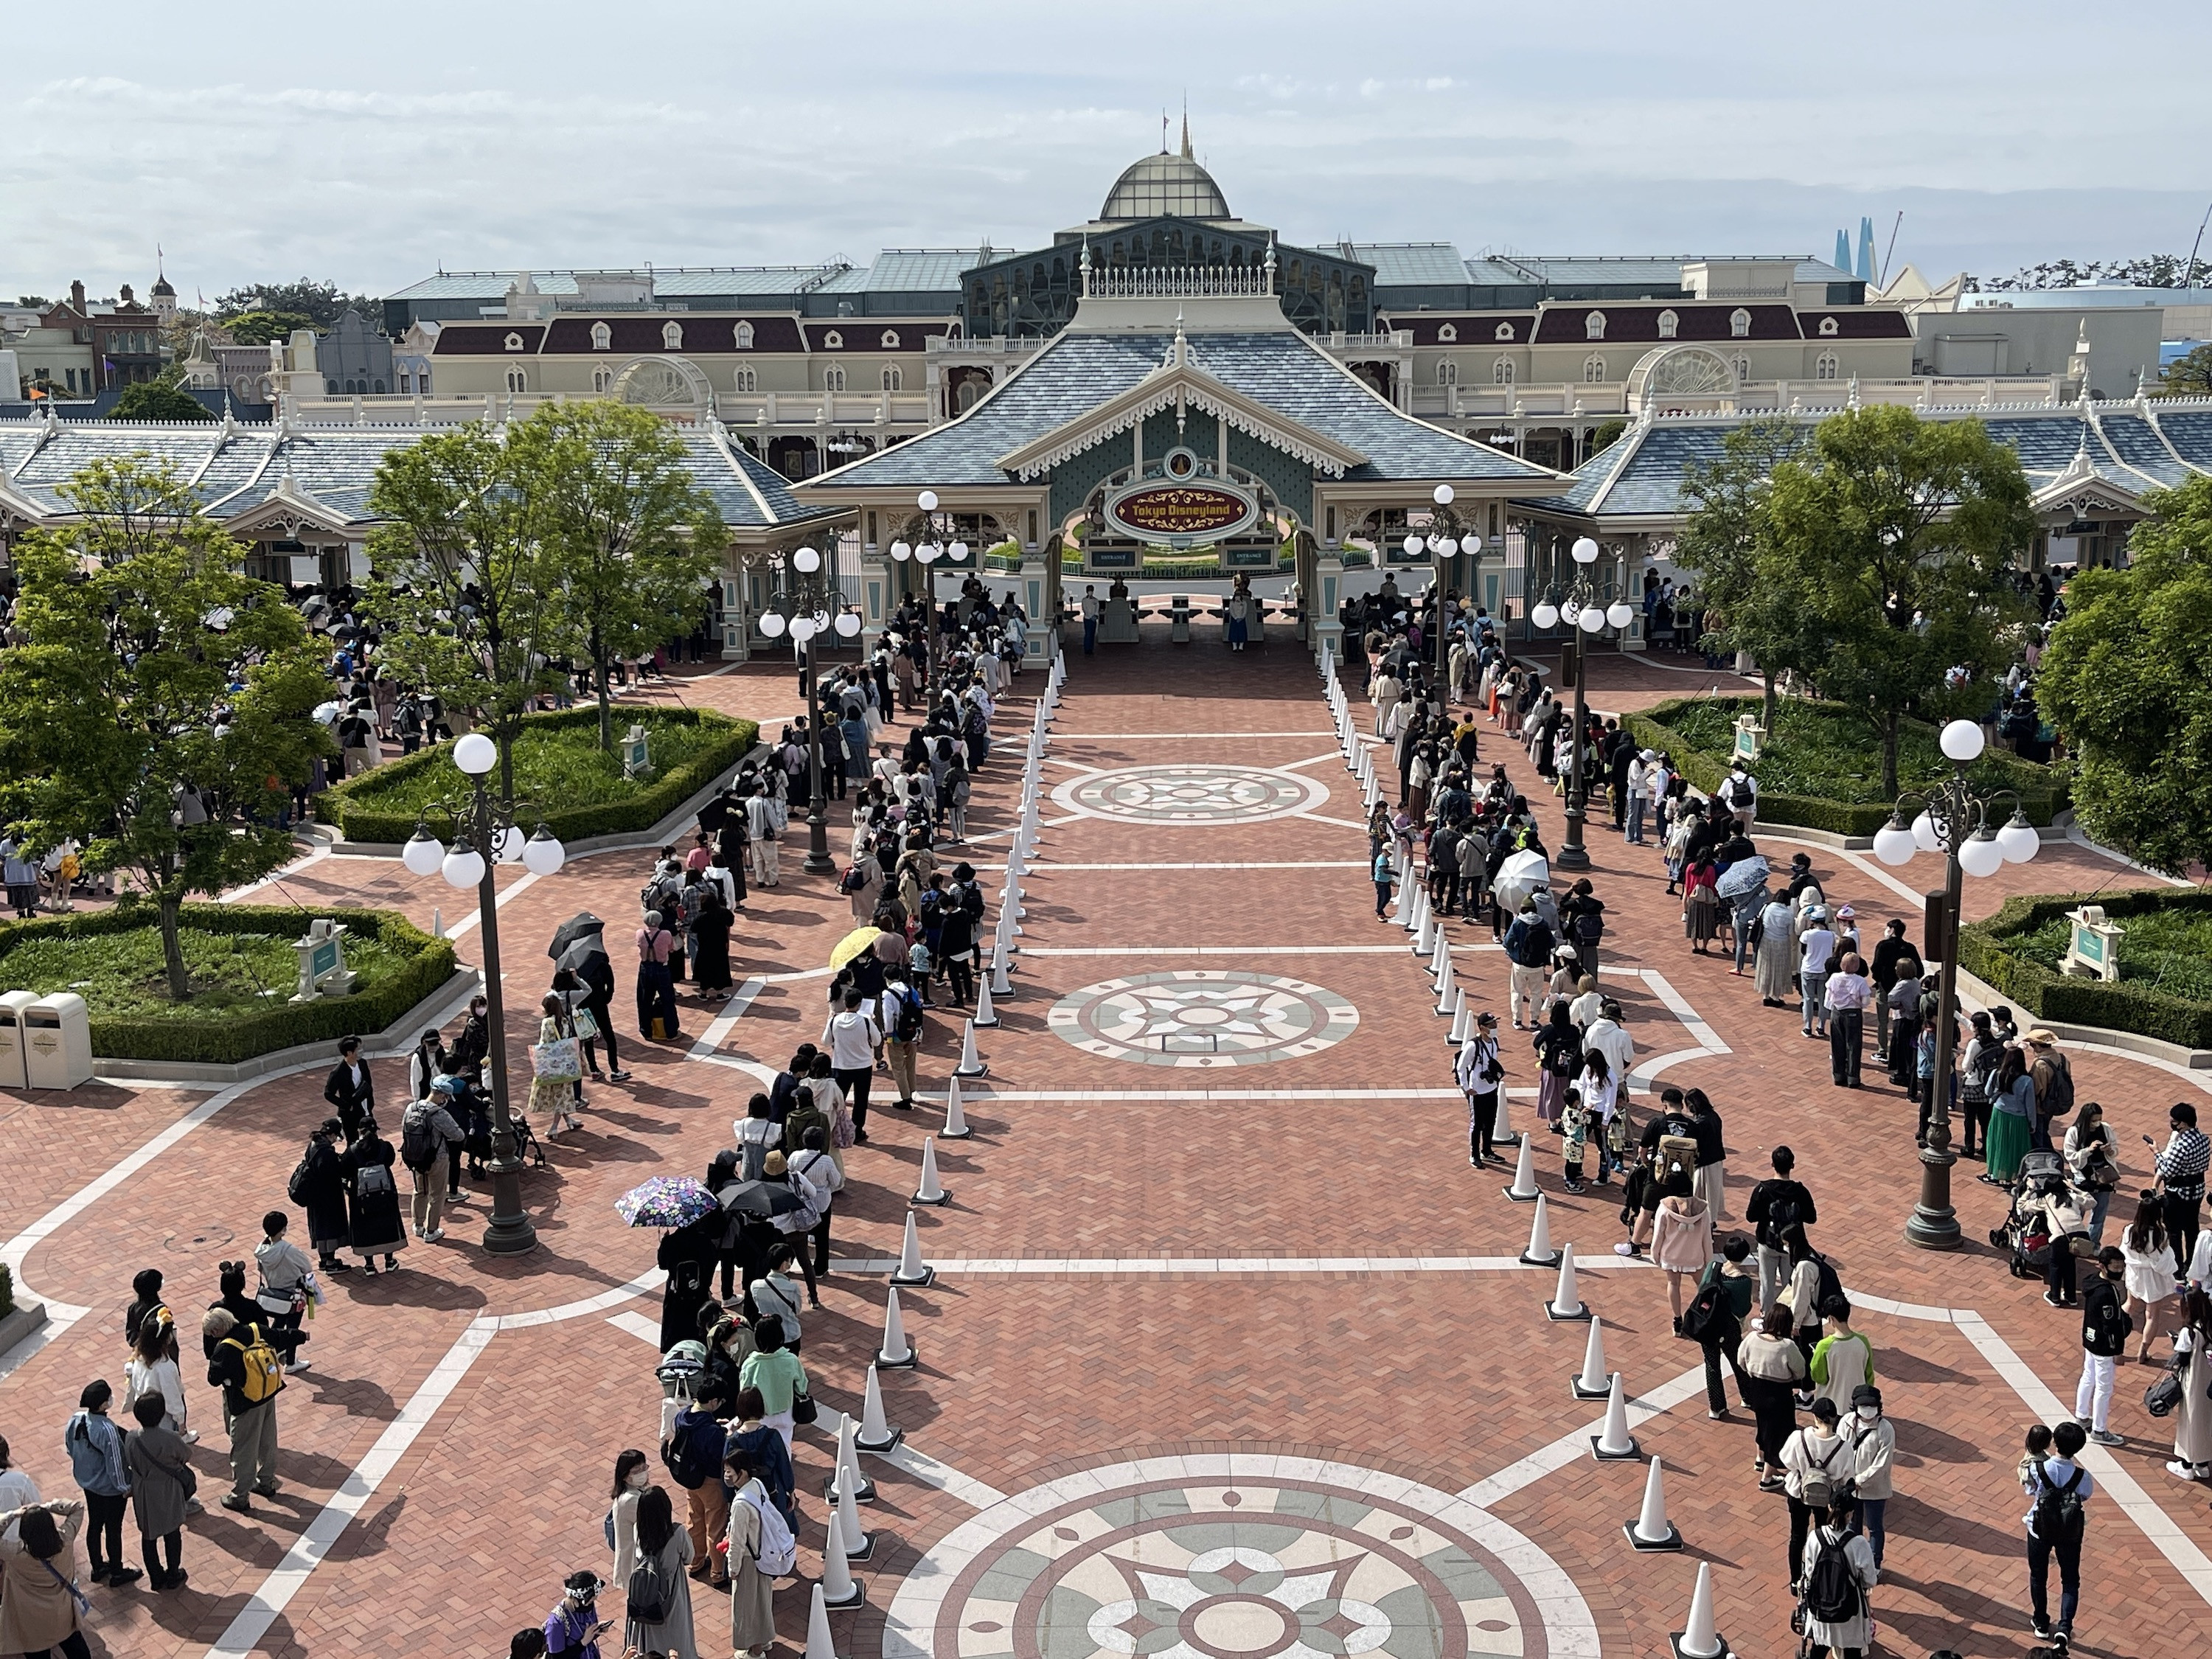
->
xmin=158 ymin=887 xmax=190 ymax=1002
xmin=1761 ymin=668 xmax=1779 ymax=734
xmin=498 ymin=728 xmax=515 ymax=806
xmin=595 ymin=655 xmax=613 ymax=753
xmin=1882 ymin=710 xmax=1902 ymax=799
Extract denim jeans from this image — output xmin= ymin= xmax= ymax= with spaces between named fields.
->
xmin=1801 ymin=969 xmax=1830 ymax=1034
xmin=1627 ymin=796 xmax=1648 ymax=844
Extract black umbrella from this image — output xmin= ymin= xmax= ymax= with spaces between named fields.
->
xmin=557 ymin=939 xmax=611 ymax=975
xmin=549 ymin=911 xmax=605 ymax=961
xmin=717 ymin=1180 xmax=803 ymax=1217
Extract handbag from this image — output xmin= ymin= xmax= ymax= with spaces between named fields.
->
xmin=791 ymin=1388 xmax=818 ymax=1427
xmin=530 ymin=1037 xmax=582 ymax=1082
xmin=2145 ymin=1360 xmax=2185 ymax=1419
xmin=571 ymin=1008 xmax=600 ymax=1043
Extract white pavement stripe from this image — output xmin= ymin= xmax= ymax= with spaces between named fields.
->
xmin=873 ymin=1442 xmax=1009 ymax=1509
xmin=1057 ymin=731 xmax=1339 ymax=740
xmin=687 ymin=976 xmax=765 ymax=1060
xmin=1273 ymin=753 xmax=1351 ymax=773
xmin=204 ymin=1321 xmax=498 ymax=1658
xmin=1020 ymin=943 xmax=1501 ymax=956
xmin=442 ymin=868 xmax=546 ymax=940
xmin=918 ymin=1087 xmax=1526 ymax=1101
xmin=1028 ymin=860 xmax=1369 ymax=871
xmin=1297 ymin=813 xmax=1376 ymax=832
xmin=830 ymin=1253 xmax=1652 ymax=1276
xmin=221 ymin=844 xmax=333 ymax=902
xmin=1638 ymin=969 xmax=1731 ymax=1054
xmin=1457 ymin=1363 xmax=1708 ymax=1509
xmin=608 ymin=1310 xmax=666 ymax=1346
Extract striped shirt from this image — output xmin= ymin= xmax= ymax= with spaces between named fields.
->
xmin=2157 ymin=1127 xmax=2211 ymax=1200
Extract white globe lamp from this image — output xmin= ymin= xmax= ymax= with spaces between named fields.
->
xmin=950 ymin=540 xmax=969 ymax=562
xmin=453 ymin=731 xmax=497 ymax=777
xmin=793 ymin=546 xmax=821 ymax=574
xmin=1578 ymin=605 xmax=1606 ymax=634
xmin=758 ymin=611 xmax=787 ymax=638
xmin=522 ymin=827 xmax=566 ymax=877
xmin=1958 ymin=830 xmax=2006 ymax=879
xmin=1402 ymin=533 xmax=1423 ymax=557
xmin=1571 ymin=536 xmax=1600 ymax=565
xmin=402 ymin=828 xmax=443 ymax=877
xmin=1606 ymin=600 xmax=1635 ymax=629
xmin=1436 ymin=537 xmax=1458 ymax=557
xmin=790 ymin=616 xmax=817 ymax=643
xmin=833 ymin=611 xmax=862 ymax=637
xmin=1531 ymin=601 xmax=1559 ymax=630
xmin=1911 ymin=810 xmax=1942 ymax=852
xmin=440 ymin=842 xmax=485 ymax=890
xmin=493 ymin=824 xmax=526 ymax=863
xmin=1997 ymin=811 xmax=2041 ymax=864
xmin=917 ymin=490 xmax=939 ymax=512
xmin=1871 ymin=817 xmax=1917 ymax=867
xmin=1433 ymin=484 xmax=1455 ymax=506
xmin=1939 ymin=719 xmax=1985 ymax=764
xmin=890 ymin=540 xmax=912 ymax=562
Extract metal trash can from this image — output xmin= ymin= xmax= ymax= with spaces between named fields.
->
xmin=0 ymin=990 xmax=36 ymax=1090
xmin=1169 ymin=596 xmax=1192 ymax=643
xmin=22 ymin=992 xmax=94 ymax=1090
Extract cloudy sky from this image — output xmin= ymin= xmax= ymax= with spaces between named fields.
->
xmin=6 ymin=0 xmax=2208 ymax=305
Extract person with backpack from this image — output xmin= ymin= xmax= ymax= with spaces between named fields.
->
xmin=1809 ymin=1296 xmax=1875 ymax=1416
xmin=62 ymin=1380 xmax=136 ymax=1587
xmin=251 ymin=1211 xmax=319 ymax=1373
xmin=1795 ymin=1491 xmax=1878 ymax=1658
xmin=1745 ymin=1146 xmax=1817 ymax=1315
xmin=2023 ymin=1418 xmax=2095 ymax=1644
xmin=661 ymin=1385 xmax=729 ymax=1594
xmin=2026 ymin=1028 xmax=2076 ymax=1151
xmin=1503 ymin=900 xmax=1554 ymax=1029
xmin=723 ymin=1445 xmax=785 ymax=1659
xmin=1559 ymin=879 xmax=1606 ymax=981
xmin=341 ymin=1125 xmax=406 ymax=1276
xmin=2076 ymin=1245 xmax=2132 ymax=1446
xmin=788 ymin=1126 xmax=842 ymax=1279
xmin=880 ymin=964 xmax=926 ymax=1113
xmin=621 ymin=1484 xmax=695 ymax=1659
xmin=1686 ymin=1236 xmax=1756 ymax=1419
xmin=1780 ymin=1397 xmax=1855 ymax=1593
xmin=401 ymin=1080 xmax=466 ymax=1242
xmin=201 ymin=1307 xmax=282 ymax=1514
xmin=286 ymin=1118 xmax=352 ymax=1276
xmin=821 ymin=989 xmax=882 ymax=1141
xmin=1844 ymin=1384 xmax=1896 ymax=1568
xmin=636 ymin=911 xmax=681 ymax=1043
xmin=723 ymin=1385 xmax=798 ymax=1537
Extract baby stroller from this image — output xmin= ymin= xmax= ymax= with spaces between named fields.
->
xmin=1989 ymin=1149 xmax=2079 ymax=1277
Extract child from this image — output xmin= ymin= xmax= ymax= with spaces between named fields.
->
xmin=2016 ymin=1422 xmax=2053 ymax=1486
xmin=1602 ymin=1095 xmax=1636 ymax=1188
xmin=1559 ymin=1087 xmax=1590 ymax=1194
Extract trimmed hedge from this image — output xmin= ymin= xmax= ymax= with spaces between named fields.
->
xmin=319 ymin=707 xmax=759 ymax=845
xmin=0 ymin=1262 xmax=13 ymax=1318
xmin=0 ymin=904 xmax=459 ymax=1064
xmin=1958 ymin=886 xmax=2212 ymax=1051
xmin=1622 ymin=695 xmax=2067 ymax=837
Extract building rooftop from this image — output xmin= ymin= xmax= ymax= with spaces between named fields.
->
xmin=1099 ymin=151 xmax=1232 ymax=223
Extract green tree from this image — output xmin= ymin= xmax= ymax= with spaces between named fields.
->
xmin=2162 ymin=343 xmax=2212 ymax=398
xmin=1764 ymin=406 xmax=2036 ymax=796
xmin=1587 ymin=418 xmax=1628 ymax=455
xmin=363 ymin=423 xmax=563 ymax=798
xmin=220 ymin=310 xmax=316 ymax=347
xmin=110 ymin=377 xmax=212 ymax=422
xmin=515 ymin=403 xmax=726 ymax=751
xmin=1672 ymin=417 xmax=1823 ymax=731
xmin=2039 ymin=475 xmax=2212 ymax=876
xmin=0 ymin=459 xmax=330 ymax=997
xmin=215 ymin=279 xmax=378 ymax=331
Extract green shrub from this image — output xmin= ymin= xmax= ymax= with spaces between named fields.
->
xmin=320 ymin=708 xmax=758 ymax=845
xmin=1624 ymin=695 xmax=2067 ymax=834
xmin=0 ymin=1262 xmax=14 ymax=1319
xmin=0 ymin=905 xmax=459 ymax=1063
xmin=1958 ymin=886 xmax=2212 ymax=1050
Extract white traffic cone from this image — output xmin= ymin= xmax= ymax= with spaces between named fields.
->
xmin=1547 ymin=1247 xmax=1590 ymax=1323
xmin=877 ymin=1286 xmax=917 ymax=1367
xmin=990 ymin=946 xmax=1015 ymax=998
xmin=1433 ymin=962 xmax=1455 ymax=1017
xmin=1626 ymin=1456 xmax=1683 ymax=1551
xmin=1571 ymin=1315 xmax=1610 ymax=1398
xmin=855 ymin=1361 xmax=902 ymax=1451
xmin=1430 ymin=931 xmax=1451 ymax=984
xmin=941 ymin=1075 xmax=973 ymax=1139
xmin=1503 ymin=1133 xmax=1540 ymax=1203
xmin=890 ymin=1211 xmax=934 ymax=1287
xmin=827 ymin=1411 xmax=874 ymax=1503
xmin=1402 ymin=883 xmax=1424 ymax=934
xmin=972 ymin=974 xmax=1000 ymax=1029
xmin=954 ymin=1019 xmax=989 ymax=1078
xmin=1671 ymin=1562 xmax=1729 ymax=1658
xmin=1491 ymin=1088 xmax=1514 ymax=1151
xmin=1390 ymin=876 xmax=1411 ymax=925
xmin=1414 ymin=908 xmax=1436 ymax=957
xmin=912 ymin=1136 xmax=950 ymax=1206
xmin=1447 ymin=990 xmax=1471 ymax=1046
xmin=836 ymin=1468 xmax=874 ymax=1562
xmin=813 ymin=1573 xmax=858 ymax=1640
xmin=1519 ymin=1195 xmax=1559 ymax=1266
xmin=1591 ymin=1371 xmax=1638 ymax=1459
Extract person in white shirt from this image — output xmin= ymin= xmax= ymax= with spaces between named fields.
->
xmin=1798 ymin=911 xmax=1838 ymax=1038
xmin=1455 ymin=1013 xmax=1505 ymax=1167
xmin=0 ymin=1436 xmax=38 ymax=1545
xmin=745 ymin=790 xmax=780 ymax=887
xmin=821 ymin=990 xmax=882 ymax=1141
xmin=1583 ymin=1003 xmax=1634 ymax=1083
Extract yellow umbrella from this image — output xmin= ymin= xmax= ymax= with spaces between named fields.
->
xmin=830 ymin=924 xmax=883 ymax=972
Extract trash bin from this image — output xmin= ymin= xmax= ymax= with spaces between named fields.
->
xmin=21 ymin=992 xmax=94 ymax=1090
xmin=1169 ymin=596 xmax=1192 ymax=643
xmin=0 ymin=990 xmax=36 ymax=1090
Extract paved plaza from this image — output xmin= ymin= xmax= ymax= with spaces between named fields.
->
xmin=4 ymin=636 xmax=2211 ymax=1659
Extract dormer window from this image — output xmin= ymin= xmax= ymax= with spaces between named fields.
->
xmin=504 ymin=332 xmax=525 ymax=352
xmin=1818 ymin=316 xmax=1840 ymax=337
xmin=1657 ymin=310 xmax=1679 ymax=339
xmin=823 ymin=329 xmax=844 ymax=349
xmin=1438 ymin=323 xmax=1458 ymax=343
xmin=1585 ymin=311 xmax=1606 ymax=340
xmin=1494 ymin=321 xmax=1514 ymax=341
xmin=590 ymin=321 xmax=612 ymax=350
xmin=735 ymin=321 xmax=755 ymax=349
xmin=662 ymin=321 xmax=684 ymax=349
xmin=1730 ymin=308 xmax=1752 ymax=338
xmin=880 ymin=329 xmax=900 ymax=349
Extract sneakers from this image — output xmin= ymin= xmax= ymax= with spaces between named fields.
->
xmin=2166 ymin=1460 xmax=2205 ymax=1481
xmin=2089 ymin=1428 xmax=2124 ymax=1447
xmin=2031 ymin=1615 xmax=2055 ymax=1639
xmin=2043 ymin=1292 xmax=2067 ymax=1307
xmin=105 ymin=1564 xmax=144 ymax=1586
xmin=423 ymin=1228 xmax=445 ymax=1242
xmin=221 ymin=1493 xmax=253 ymax=1513
xmin=1614 ymin=1242 xmax=1641 ymax=1257
xmin=608 ymin=1069 xmax=633 ymax=1082
xmin=284 ymin=1360 xmax=310 ymax=1374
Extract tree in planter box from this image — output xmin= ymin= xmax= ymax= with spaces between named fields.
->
xmin=0 ymin=459 xmax=330 ymax=998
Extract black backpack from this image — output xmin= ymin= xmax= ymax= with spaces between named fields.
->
xmin=400 ymin=1111 xmax=439 ymax=1172
xmin=1571 ymin=907 xmax=1604 ymax=945
xmin=627 ymin=1547 xmax=672 ymax=1624
xmin=1801 ymin=1529 xmax=1863 ymax=1625
xmin=2031 ymin=1461 xmax=2087 ymax=1545
xmin=286 ymin=1147 xmax=315 ymax=1206
xmin=1680 ymin=1267 xmax=1729 ymax=1341
xmin=892 ymin=986 xmax=925 ymax=1044
xmin=2039 ymin=1058 xmax=2076 ymax=1121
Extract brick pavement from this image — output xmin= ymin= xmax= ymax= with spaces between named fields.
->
xmin=2 ymin=633 xmax=2208 ymax=1658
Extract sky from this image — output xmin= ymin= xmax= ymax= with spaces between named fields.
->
xmin=5 ymin=0 xmax=2208 ymax=307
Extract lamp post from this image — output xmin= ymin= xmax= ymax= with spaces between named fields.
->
xmin=400 ymin=731 xmax=568 ymax=1256
xmin=888 ymin=490 xmax=971 ymax=704
xmin=1399 ymin=484 xmax=1471 ymax=700
xmin=1871 ymin=717 xmax=2042 ymax=1250
xmin=1529 ymin=536 xmax=1635 ymax=871
xmin=757 ymin=543 xmax=861 ymax=876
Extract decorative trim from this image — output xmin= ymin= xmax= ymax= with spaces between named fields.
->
xmin=1001 ymin=366 xmax=1366 ymax=481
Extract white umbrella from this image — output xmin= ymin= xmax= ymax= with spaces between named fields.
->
xmin=1715 ymin=855 xmax=1770 ymax=901
xmin=1492 ymin=848 xmax=1550 ymax=915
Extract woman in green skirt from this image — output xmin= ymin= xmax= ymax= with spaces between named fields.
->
xmin=1983 ymin=1044 xmax=2034 ymax=1183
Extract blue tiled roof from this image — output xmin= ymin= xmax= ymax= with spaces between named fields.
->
xmin=804 ymin=328 xmax=1558 ymax=490
xmin=1511 ymin=431 xmax=1641 ymax=515
xmin=2148 ymin=409 xmax=2212 ymax=474
xmin=2095 ymin=414 xmax=2193 ymax=488
xmin=1979 ymin=416 xmax=2093 ymax=472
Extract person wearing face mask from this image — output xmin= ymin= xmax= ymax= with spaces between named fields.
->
xmin=542 ymin=1569 xmax=613 ymax=1659
xmin=1846 ymin=1384 xmax=1896 ymax=1569
xmin=606 ymin=1450 xmax=650 ymax=1598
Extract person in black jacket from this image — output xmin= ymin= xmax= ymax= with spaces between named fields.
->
xmin=1867 ymin=919 xmax=1921 ymax=1064
xmin=1745 ymin=1147 xmax=1817 ymax=1315
xmin=321 ymin=1037 xmax=375 ymax=1144
xmin=293 ymin=1120 xmax=352 ymax=1271
xmin=2076 ymin=1246 xmax=2130 ymax=1446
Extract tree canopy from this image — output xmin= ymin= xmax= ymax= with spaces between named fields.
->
xmin=2039 ymin=474 xmax=2212 ymax=877
xmin=214 ymin=279 xmax=378 ymax=331
xmin=220 ymin=310 xmax=316 ymax=347
xmin=110 ymin=378 xmax=212 ymax=422
xmin=2163 ymin=343 xmax=2212 ymax=399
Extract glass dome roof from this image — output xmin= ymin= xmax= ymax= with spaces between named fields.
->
xmin=1099 ymin=152 xmax=1231 ymax=223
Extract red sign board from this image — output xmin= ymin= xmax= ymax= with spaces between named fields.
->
xmin=1104 ymin=482 xmax=1259 ymax=543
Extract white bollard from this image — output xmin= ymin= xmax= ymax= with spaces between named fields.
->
xmin=855 ymin=1362 xmax=902 ymax=1451
xmin=954 ymin=1019 xmax=989 ymax=1078
xmin=1671 ymin=1562 xmax=1730 ymax=1658
xmin=972 ymin=973 xmax=1000 ymax=1029
xmin=1503 ymin=1133 xmax=1540 ymax=1203
xmin=1626 ymin=1456 xmax=1683 ymax=1550
xmin=941 ymin=1075 xmax=973 ymax=1138
xmin=912 ymin=1135 xmax=950 ymax=1206
xmin=877 ymin=1287 xmax=917 ymax=1368
xmin=890 ymin=1211 xmax=934 ymax=1287
xmin=1591 ymin=1371 xmax=1639 ymax=1459
xmin=1520 ymin=1195 xmax=1559 ymax=1267
xmin=1414 ymin=908 xmax=1436 ymax=957
xmin=1547 ymin=1248 xmax=1591 ymax=1322
xmin=1430 ymin=930 xmax=1451 ymax=983
xmin=1571 ymin=1315 xmax=1611 ymax=1398
xmin=431 ymin=907 xmax=444 ymax=939
xmin=836 ymin=1467 xmax=874 ymax=1561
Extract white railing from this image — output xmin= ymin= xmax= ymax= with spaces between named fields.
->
xmin=1325 ymin=331 xmax=1415 ymax=349
xmin=721 ymin=392 xmax=936 ymax=428
xmin=925 ymin=335 xmax=1040 ymax=357
xmin=1083 ymin=265 xmax=1274 ymax=299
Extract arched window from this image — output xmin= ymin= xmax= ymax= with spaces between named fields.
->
xmin=1583 ymin=354 xmax=1607 ymax=383
xmin=735 ymin=321 xmax=755 ymax=349
xmin=1585 ymin=311 xmax=1607 ymax=340
xmin=1494 ymin=321 xmax=1515 ymax=341
xmin=591 ymin=366 xmax=613 ymax=393
xmin=824 ymin=364 xmax=846 ymax=392
xmin=1730 ymin=308 xmax=1752 ymax=338
xmin=1657 ymin=310 xmax=1679 ymax=339
xmin=1815 ymin=352 xmax=1840 ymax=380
xmin=505 ymin=367 xmax=528 ymax=393
xmin=733 ymin=366 xmax=757 ymax=393
xmin=373 ymin=379 xmax=384 ymax=393
xmin=504 ymin=332 xmax=524 ymax=352
xmin=661 ymin=321 xmax=684 ymax=349
xmin=881 ymin=364 xmax=902 ymax=392
xmin=823 ymin=330 xmax=844 ymax=349
xmin=956 ymin=378 xmax=984 ymax=411
xmin=1494 ymin=356 xmax=1515 ymax=386
xmin=1818 ymin=316 xmax=1840 ymax=337
xmin=326 ymin=378 xmax=338 ymax=394
xmin=880 ymin=329 xmax=900 ymax=349
xmin=1438 ymin=323 xmax=1458 ymax=343
xmin=1436 ymin=359 xmax=1458 ymax=386
xmin=1733 ymin=355 xmax=1751 ymax=382
xmin=591 ymin=321 xmax=612 ymax=350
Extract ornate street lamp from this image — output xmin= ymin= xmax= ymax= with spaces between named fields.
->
xmin=757 ymin=544 xmax=862 ymax=876
xmin=1528 ymin=536 xmax=1635 ymax=870
xmin=400 ymin=731 xmax=567 ymax=1255
xmin=1399 ymin=484 xmax=1471 ymax=698
xmin=1871 ymin=717 xmax=2041 ymax=1250
xmin=888 ymin=490 xmax=971 ymax=702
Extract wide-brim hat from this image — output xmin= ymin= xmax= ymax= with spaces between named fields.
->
xmin=2025 ymin=1027 xmax=2059 ymax=1046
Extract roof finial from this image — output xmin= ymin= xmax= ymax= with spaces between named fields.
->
xmin=1161 ymin=109 xmax=1169 ymax=153
xmin=1180 ymin=96 xmax=1192 ymax=161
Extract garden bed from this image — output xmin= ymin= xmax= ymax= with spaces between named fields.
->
xmin=319 ymin=707 xmax=759 ymax=846
xmin=0 ymin=904 xmax=457 ymax=1064
xmin=1958 ymin=886 xmax=2212 ymax=1051
xmin=1622 ymin=695 xmax=2067 ymax=836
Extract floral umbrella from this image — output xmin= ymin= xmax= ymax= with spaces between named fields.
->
xmin=616 ymin=1175 xmax=720 ymax=1229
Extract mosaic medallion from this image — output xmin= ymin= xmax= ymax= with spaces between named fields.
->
xmin=1048 ymin=971 xmax=1358 ymax=1068
xmin=1053 ymin=765 xmax=1329 ymax=826
xmin=885 ymin=1458 xmax=1595 ymax=1659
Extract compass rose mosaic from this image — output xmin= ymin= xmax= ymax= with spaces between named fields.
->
xmin=1048 ymin=971 xmax=1359 ymax=1068
xmin=1052 ymin=765 xmax=1329 ymax=826
xmin=884 ymin=1459 xmax=1596 ymax=1659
